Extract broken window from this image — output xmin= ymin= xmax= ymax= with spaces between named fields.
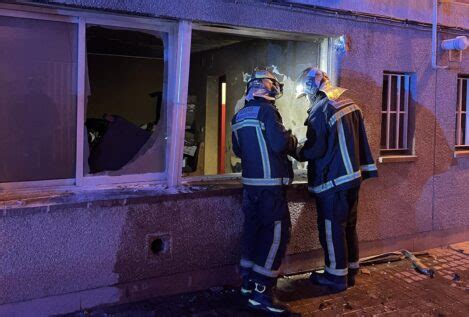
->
xmin=184 ymin=29 xmax=325 ymax=176
xmin=0 ymin=16 xmax=77 ymax=183
xmin=84 ymin=26 xmax=167 ymax=176
xmin=380 ymin=72 xmax=413 ymax=156
xmin=455 ymin=75 xmax=469 ymax=150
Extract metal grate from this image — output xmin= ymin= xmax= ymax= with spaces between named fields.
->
xmin=380 ymin=73 xmax=410 ymax=152
xmin=455 ymin=76 xmax=469 ymax=149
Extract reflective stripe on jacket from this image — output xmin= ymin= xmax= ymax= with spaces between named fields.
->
xmin=298 ymin=97 xmax=378 ymax=195
xmin=231 ymin=98 xmax=295 ymax=186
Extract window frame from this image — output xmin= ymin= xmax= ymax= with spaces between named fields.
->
xmin=0 ymin=3 xmax=191 ymax=190
xmin=455 ymin=75 xmax=469 ymax=151
xmin=380 ymin=72 xmax=412 ymax=155
xmin=182 ymin=23 xmax=338 ymax=182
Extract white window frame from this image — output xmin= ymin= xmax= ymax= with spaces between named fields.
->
xmin=0 ymin=3 xmax=192 ymax=190
xmin=455 ymin=76 xmax=469 ymax=150
xmin=381 ymin=72 xmax=411 ymax=152
xmin=0 ymin=3 xmax=338 ymax=190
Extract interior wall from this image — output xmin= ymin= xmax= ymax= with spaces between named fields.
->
xmin=189 ymin=37 xmax=321 ymax=174
xmin=84 ymin=53 xmax=167 ymax=176
xmin=87 ymin=55 xmax=164 ymax=126
xmin=203 ymin=76 xmax=219 ymax=175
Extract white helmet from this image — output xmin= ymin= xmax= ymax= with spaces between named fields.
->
xmin=245 ymin=68 xmax=284 ymax=101
xmin=295 ymin=67 xmax=346 ymax=101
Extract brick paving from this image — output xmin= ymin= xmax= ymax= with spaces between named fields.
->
xmin=66 ymin=243 xmax=469 ymax=317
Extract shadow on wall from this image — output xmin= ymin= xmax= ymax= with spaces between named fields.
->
xmin=340 ymin=68 xmax=456 ymax=240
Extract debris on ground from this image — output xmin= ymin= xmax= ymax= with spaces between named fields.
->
xmin=449 ymin=243 xmax=469 ymax=255
xmin=360 ymin=252 xmax=403 ymax=265
xmin=401 ymin=249 xmax=435 ymax=277
xmin=360 ymin=268 xmax=371 ymax=275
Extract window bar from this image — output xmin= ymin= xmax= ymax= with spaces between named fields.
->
xmin=403 ymin=75 xmax=409 ymax=150
xmin=456 ymin=78 xmax=463 ymax=146
xmin=465 ymin=79 xmax=469 ymax=145
xmin=386 ymin=74 xmax=392 ymax=149
xmin=396 ymin=75 xmax=401 ymax=149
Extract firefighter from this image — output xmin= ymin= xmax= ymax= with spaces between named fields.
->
xmin=231 ymin=67 xmax=297 ymax=314
xmin=294 ymin=67 xmax=378 ymax=292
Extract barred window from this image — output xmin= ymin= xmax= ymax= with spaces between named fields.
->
xmin=380 ymin=72 xmax=411 ymax=154
xmin=455 ymin=75 xmax=469 ymax=150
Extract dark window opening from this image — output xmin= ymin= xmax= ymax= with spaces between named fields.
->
xmin=84 ymin=26 xmax=167 ymax=176
xmin=456 ymin=75 xmax=469 ymax=151
xmin=184 ymin=29 xmax=326 ymax=176
xmin=380 ymin=72 xmax=414 ymax=156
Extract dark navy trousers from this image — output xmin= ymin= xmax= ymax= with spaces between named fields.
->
xmin=239 ymin=185 xmax=291 ymax=287
xmin=315 ymin=186 xmax=360 ymax=276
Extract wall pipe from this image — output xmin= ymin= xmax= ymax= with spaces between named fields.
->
xmin=432 ymin=0 xmax=448 ymax=69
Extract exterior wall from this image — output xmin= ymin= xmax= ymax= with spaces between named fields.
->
xmin=1 ymin=0 xmax=469 ymax=315
xmin=0 ymin=186 xmax=317 ymax=316
xmin=288 ymin=0 xmax=469 ymax=29
xmin=45 ymin=0 xmax=469 ymax=29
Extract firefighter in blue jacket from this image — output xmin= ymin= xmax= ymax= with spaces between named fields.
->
xmin=295 ymin=67 xmax=378 ymax=292
xmin=231 ymin=68 xmax=297 ymax=314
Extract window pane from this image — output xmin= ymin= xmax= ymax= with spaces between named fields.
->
xmin=84 ymin=26 xmax=166 ymax=176
xmin=461 ymin=113 xmax=469 ymax=144
xmin=186 ymin=30 xmax=322 ymax=176
xmin=389 ymin=113 xmax=397 ymax=149
xmin=380 ymin=113 xmax=388 ymax=148
xmin=400 ymin=76 xmax=407 ymax=112
xmin=0 ymin=17 xmax=77 ymax=183
xmin=390 ymin=75 xmax=397 ymax=112
xmin=399 ymin=113 xmax=406 ymax=149
xmin=462 ymin=79 xmax=467 ymax=112
xmin=382 ymin=75 xmax=389 ymax=112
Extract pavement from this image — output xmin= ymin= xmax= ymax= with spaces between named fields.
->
xmin=64 ymin=242 xmax=469 ymax=317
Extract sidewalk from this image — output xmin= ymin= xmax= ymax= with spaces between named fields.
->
xmin=66 ymin=242 xmax=469 ymax=317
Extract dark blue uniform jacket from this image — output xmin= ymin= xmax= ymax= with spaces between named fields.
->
xmin=298 ymin=96 xmax=378 ymax=196
xmin=232 ymin=98 xmax=296 ymax=186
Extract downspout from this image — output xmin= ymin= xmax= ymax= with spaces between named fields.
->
xmin=432 ymin=0 xmax=448 ymax=69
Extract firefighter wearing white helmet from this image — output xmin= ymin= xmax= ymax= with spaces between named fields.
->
xmin=245 ymin=68 xmax=284 ymax=101
xmin=231 ymin=67 xmax=296 ymax=314
xmin=295 ymin=67 xmax=378 ymax=292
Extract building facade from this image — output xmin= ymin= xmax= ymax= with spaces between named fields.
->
xmin=0 ymin=0 xmax=468 ymax=315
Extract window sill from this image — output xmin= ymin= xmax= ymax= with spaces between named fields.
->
xmin=1 ymin=179 xmax=310 ymax=212
xmin=454 ymin=150 xmax=469 ymax=158
xmin=378 ymin=155 xmax=418 ymax=164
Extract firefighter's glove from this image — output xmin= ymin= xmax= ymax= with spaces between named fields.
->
xmin=287 ymin=130 xmax=299 ymax=158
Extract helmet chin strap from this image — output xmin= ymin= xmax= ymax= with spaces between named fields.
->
xmin=307 ymin=91 xmax=327 ymax=107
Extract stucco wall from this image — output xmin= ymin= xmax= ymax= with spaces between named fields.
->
xmin=0 ymin=186 xmax=317 ymax=312
xmin=1 ymin=0 xmax=469 ymax=315
xmin=288 ymin=0 xmax=469 ymax=30
xmin=43 ymin=0 xmax=469 ymax=30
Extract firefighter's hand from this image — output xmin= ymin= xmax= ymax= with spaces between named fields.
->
xmin=294 ymin=143 xmax=304 ymax=161
xmin=287 ymin=130 xmax=298 ymax=154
